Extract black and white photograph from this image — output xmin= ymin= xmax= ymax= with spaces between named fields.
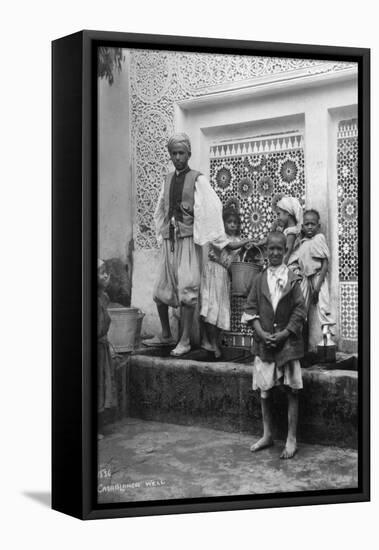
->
xmin=4 ymin=0 xmax=379 ymax=542
xmin=96 ymin=43 xmax=363 ymax=505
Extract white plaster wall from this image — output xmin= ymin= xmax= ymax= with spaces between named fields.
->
xmin=98 ymin=51 xmax=133 ymax=265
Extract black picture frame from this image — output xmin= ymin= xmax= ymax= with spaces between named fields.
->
xmin=52 ymin=30 xmax=370 ymax=520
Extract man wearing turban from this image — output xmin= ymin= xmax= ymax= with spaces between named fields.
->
xmin=145 ymin=132 xmax=228 ymax=356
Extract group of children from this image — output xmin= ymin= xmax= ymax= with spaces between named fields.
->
xmin=200 ymin=194 xmax=334 ymax=359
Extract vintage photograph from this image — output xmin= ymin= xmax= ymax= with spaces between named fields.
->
xmin=96 ymin=45 xmax=359 ymax=504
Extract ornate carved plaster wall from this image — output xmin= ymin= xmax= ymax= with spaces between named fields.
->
xmin=129 ymin=49 xmax=354 ymax=250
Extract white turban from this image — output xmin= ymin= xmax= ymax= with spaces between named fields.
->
xmin=167 ymin=132 xmax=191 ymax=154
xmin=98 ymin=259 xmax=105 ymax=269
xmin=277 ymin=197 xmax=303 ymax=231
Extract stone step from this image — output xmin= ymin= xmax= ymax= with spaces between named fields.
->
xmin=301 ymin=351 xmax=358 ymax=370
xmin=134 ymin=345 xmax=358 ymax=370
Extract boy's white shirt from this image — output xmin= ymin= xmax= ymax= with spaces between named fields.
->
xmin=154 ymin=173 xmax=228 ymax=248
xmin=266 ymin=264 xmax=289 ymax=313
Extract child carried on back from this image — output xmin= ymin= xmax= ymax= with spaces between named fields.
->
xmin=288 ymin=208 xmax=335 ymax=338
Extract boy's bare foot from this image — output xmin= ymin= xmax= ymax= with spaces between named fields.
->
xmin=280 ymin=439 xmax=297 ymax=459
xmin=250 ymin=435 xmax=274 ymax=452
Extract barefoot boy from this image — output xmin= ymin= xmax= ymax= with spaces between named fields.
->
xmin=242 ymin=231 xmax=306 ymax=459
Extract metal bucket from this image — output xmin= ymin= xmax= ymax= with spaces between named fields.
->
xmin=231 ymin=261 xmax=262 ymax=297
xmin=107 ymin=307 xmax=145 ymax=352
xmin=317 ymin=344 xmax=337 ymax=363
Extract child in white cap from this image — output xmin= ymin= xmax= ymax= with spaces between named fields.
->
xmin=276 ymin=196 xmax=303 ymax=265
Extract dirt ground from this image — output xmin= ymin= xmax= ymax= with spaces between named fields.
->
xmin=97 ymin=418 xmax=358 ymax=504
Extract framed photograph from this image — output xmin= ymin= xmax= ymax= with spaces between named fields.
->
xmin=52 ymin=30 xmax=370 ymax=520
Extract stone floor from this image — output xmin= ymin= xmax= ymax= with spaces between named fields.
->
xmin=97 ymin=418 xmax=358 ymax=504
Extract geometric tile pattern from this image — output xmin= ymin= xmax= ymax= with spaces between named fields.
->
xmin=337 ymin=120 xmax=358 ymax=343
xmin=209 ymin=134 xmax=305 ymax=240
xmin=337 ymin=120 xmax=358 ymax=281
xmin=339 ymin=281 xmax=358 ymax=340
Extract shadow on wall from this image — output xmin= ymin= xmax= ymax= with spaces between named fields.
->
xmin=104 ymin=258 xmax=131 ymax=307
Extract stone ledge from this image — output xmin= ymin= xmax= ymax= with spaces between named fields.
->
xmin=123 ymin=353 xmax=358 ymax=449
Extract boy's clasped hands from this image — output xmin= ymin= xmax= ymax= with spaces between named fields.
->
xmin=254 ymin=324 xmax=290 ymax=349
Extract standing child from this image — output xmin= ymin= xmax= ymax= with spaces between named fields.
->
xmin=98 ymin=259 xmax=117 ymax=440
xmin=289 ymin=209 xmax=335 ymax=338
xmin=200 ymin=208 xmax=251 ymax=358
xmin=242 ymin=232 xmax=306 ymax=459
xmin=276 ymin=196 xmax=303 ymax=265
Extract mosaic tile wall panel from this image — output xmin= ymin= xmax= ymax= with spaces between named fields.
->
xmin=210 ymin=135 xmax=305 ymax=337
xmin=129 ymin=49 xmax=355 ymax=249
xmin=209 ymin=135 xmax=305 ymax=240
xmin=337 ymin=120 xmax=358 ymax=341
xmin=339 ymin=282 xmax=358 ymax=341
